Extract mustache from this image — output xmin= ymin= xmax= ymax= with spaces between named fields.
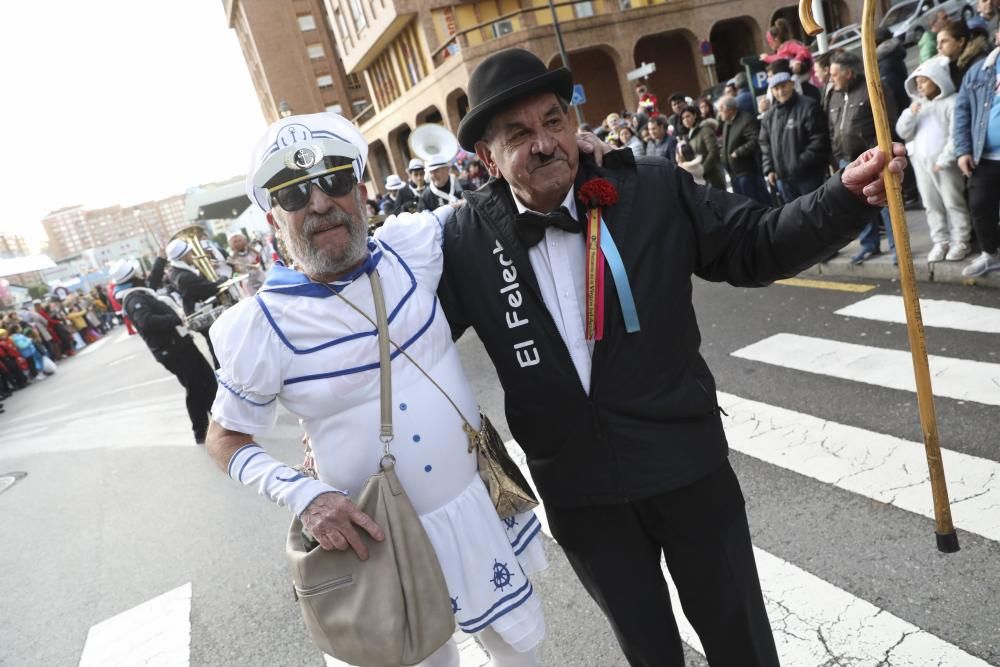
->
xmin=302 ymin=208 xmax=355 ymax=237
xmin=530 ymin=148 xmax=568 ymax=169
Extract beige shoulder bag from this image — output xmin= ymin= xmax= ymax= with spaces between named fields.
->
xmin=285 ymin=270 xmax=454 ymax=667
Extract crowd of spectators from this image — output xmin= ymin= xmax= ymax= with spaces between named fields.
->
xmin=590 ymin=4 xmax=1000 ymax=276
xmin=0 ymin=288 xmax=119 ymax=402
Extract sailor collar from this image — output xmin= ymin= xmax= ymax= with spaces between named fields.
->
xmin=259 ymin=238 xmax=382 ymax=297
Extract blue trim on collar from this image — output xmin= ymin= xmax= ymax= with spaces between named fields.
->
xmin=258 ymin=239 xmax=382 ymax=297
xmin=254 ymin=240 xmax=418 ymax=355
xmin=282 ymin=297 xmax=438 ymax=385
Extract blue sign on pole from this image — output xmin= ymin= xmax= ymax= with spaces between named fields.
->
xmin=571 ymin=84 xmax=586 ymax=106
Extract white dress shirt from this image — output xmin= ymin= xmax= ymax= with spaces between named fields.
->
xmin=510 ymin=187 xmax=594 ymax=394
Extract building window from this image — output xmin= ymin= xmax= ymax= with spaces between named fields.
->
xmin=308 ymin=44 xmax=325 ymax=59
xmin=349 ymin=0 xmax=366 ymax=31
xmin=298 ymin=14 xmax=317 ymax=31
xmin=574 ymin=2 xmax=595 ymax=18
xmin=326 ymin=104 xmax=344 ymax=114
xmin=317 ymin=74 xmax=334 ymax=89
xmin=491 ymin=19 xmax=515 ymax=38
xmin=619 ymin=0 xmax=631 ymax=7
xmin=346 ymin=73 xmax=362 ymax=89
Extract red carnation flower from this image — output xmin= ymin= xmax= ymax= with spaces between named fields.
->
xmin=577 ymin=177 xmax=619 ymax=208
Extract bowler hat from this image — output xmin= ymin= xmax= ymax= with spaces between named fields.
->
xmin=456 ymin=49 xmax=573 ymax=151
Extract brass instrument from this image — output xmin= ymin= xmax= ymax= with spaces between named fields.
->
xmin=167 ymin=225 xmax=239 ymax=330
xmin=169 ymin=225 xmax=220 ymax=283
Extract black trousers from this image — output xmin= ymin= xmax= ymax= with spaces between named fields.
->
xmin=968 ymin=158 xmax=1000 ymax=255
xmin=546 ymin=461 xmax=778 ymax=667
xmin=154 ymin=338 xmax=217 ymax=436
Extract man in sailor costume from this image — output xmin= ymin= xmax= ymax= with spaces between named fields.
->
xmin=204 ymin=113 xmax=546 ymax=666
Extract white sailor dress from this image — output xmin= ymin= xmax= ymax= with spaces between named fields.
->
xmin=210 ymin=210 xmax=546 ymax=651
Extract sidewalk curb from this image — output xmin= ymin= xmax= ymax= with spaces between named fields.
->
xmin=803 ymin=254 xmax=1000 ymax=289
xmin=796 ymin=209 xmax=1000 ymax=289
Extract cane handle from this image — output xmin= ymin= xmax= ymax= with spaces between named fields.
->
xmin=798 ymin=0 xmax=824 ymax=37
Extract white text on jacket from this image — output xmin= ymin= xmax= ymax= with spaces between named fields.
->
xmin=494 ymin=240 xmax=540 ymax=368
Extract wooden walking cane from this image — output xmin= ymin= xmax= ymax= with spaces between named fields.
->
xmin=798 ymin=0 xmax=960 ymax=553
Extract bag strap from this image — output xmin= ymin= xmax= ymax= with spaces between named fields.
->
xmin=368 ymin=270 xmax=394 ymax=454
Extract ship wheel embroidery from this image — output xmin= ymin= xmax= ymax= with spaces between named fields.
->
xmin=490 ymin=559 xmax=514 ymax=592
xmin=451 ymin=596 xmax=461 ymax=613
xmin=503 ymin=516 xmax=518 ymax=530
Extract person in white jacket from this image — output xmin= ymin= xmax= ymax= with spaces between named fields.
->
xmin=895 ymin=55 xmax=971 ymax=262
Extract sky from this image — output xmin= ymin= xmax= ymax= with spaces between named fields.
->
xmin=0 ymin=1 xmax=267 ymax=250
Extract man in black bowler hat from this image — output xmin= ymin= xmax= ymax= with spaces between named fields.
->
xmin=437 ymin=47 xmax=909 ymax=666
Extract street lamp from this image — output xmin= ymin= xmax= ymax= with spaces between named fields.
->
xmin=278 ymin=100 xmax=293 ymax=118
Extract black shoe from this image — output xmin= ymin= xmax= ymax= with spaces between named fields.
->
xmin=904 ymin=198 xmax=923 ymax=211
xmin=850 ymin=248 xmax=881 ymax=265
xmin=194 ymin=430 xmax=207 ymax=445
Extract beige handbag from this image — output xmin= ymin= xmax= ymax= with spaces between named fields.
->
xmin=286 ymin=270 xmax=454 ymax=666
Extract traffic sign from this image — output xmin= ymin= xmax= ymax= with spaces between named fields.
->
xmin=570 ymin=84 xmax=586 ymax=106
xmin=626 ymin=62 xmax=656 ymax=81
xmin=699 ymin=40 xmax=713 ymax=56
xmin=702 ymin=54 xmax=716 ymax=66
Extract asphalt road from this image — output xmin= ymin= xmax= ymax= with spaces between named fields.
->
xmin=1 ymin=272 xmax=997 ymax=666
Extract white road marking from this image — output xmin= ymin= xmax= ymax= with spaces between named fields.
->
xmin=504 ymin=438 xmax=990 ymax=666
xmin=75 ymin=334 xmax=115 ymax=357
xmin=1 ymin=376 xmax=176 ymax=427
xmin=835 ymin=294 xmax=1000 ymax=334
xmin=731 ymin=333 xmax=1000 ymax=406
xmin=719 ymin=391 xmax=1000 ymax=544
xmin=78 ymin=582 xmax=191 ymax=667
xmin=108 ymin=353 xmax=138 ymax=367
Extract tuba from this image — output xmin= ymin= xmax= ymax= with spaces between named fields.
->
xmin=167 ymin=225 xmax=240 ymax=330
xmin=169 ymin=225 xmax=220 ymax=282
xmin=408 ymin=124 xmax=459 ymax=166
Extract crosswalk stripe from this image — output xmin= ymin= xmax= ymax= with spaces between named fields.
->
xmin=775 ymin=277 xmax=877 ymax=292
xmin=504 ymin=439 xmax=990 ymax=666
xmin=718 ymin=391 xmax=1000 ymax=543
xmin=78 ymin=583 xmax=191 ymax=667
xmin=835 ymin=294 xmax=1000 ymax=334
xmin=731 ymin=333 xmax=1000 ymax=406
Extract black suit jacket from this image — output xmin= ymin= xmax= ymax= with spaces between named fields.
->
xmin=439 ymin=150 xmax=876 ymax=508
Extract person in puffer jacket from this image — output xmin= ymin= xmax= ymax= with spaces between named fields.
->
xmin=896 ymin=56 xmax=972 ymax=262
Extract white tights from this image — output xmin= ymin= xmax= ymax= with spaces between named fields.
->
xmin=416 ymin=628 xmax=540 ymax=667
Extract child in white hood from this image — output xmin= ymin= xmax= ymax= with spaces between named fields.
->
xmin=896 ymin=55 xmax=971 ymax=262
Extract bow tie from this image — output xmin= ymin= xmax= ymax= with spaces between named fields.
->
xmin=514 ymin=207 xmax=582 ymax=248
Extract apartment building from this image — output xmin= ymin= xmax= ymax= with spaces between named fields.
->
xmin=230 ymin=0 xmax=871 ymax=191
xmin=42 ymin=196 xmax=186 ymax=261
xmin=0 ymin=233 xmax=31 ymax=259
xmin=225 ymin=0 xmax=372 ymax=124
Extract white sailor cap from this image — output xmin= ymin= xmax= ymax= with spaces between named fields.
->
xmin=407 ymin=158 xmax=425 ymax=172
xmin=247 ymin=112 xmax=368 ymax=212
xmin=166 ymin=239 xmax=192 ymax=262
xmin=385 ymin=174 xmax=406 ymax=190
xmin=110 ymin=259 xmax=137 ymax=284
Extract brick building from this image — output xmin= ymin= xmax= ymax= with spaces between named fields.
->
xmin=41 ymin=196 xmax=187 ymax=261
xmin=225 ymin=0 xmax=372 ymax=124
xmin=0 ymin=233 xmax=31 ymax=259
xmin=226 ymin=0 xmax=884 ymax=193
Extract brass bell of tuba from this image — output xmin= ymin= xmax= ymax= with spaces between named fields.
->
xmin=408 ymin=124 xmax=459 ymax=166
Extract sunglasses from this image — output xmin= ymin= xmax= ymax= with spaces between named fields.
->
xmin=268 ymin=164 xmax=357 ymax=212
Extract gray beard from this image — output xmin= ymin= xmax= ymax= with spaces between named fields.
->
xmin=278 ymin=191 xmax=369 ymax=279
